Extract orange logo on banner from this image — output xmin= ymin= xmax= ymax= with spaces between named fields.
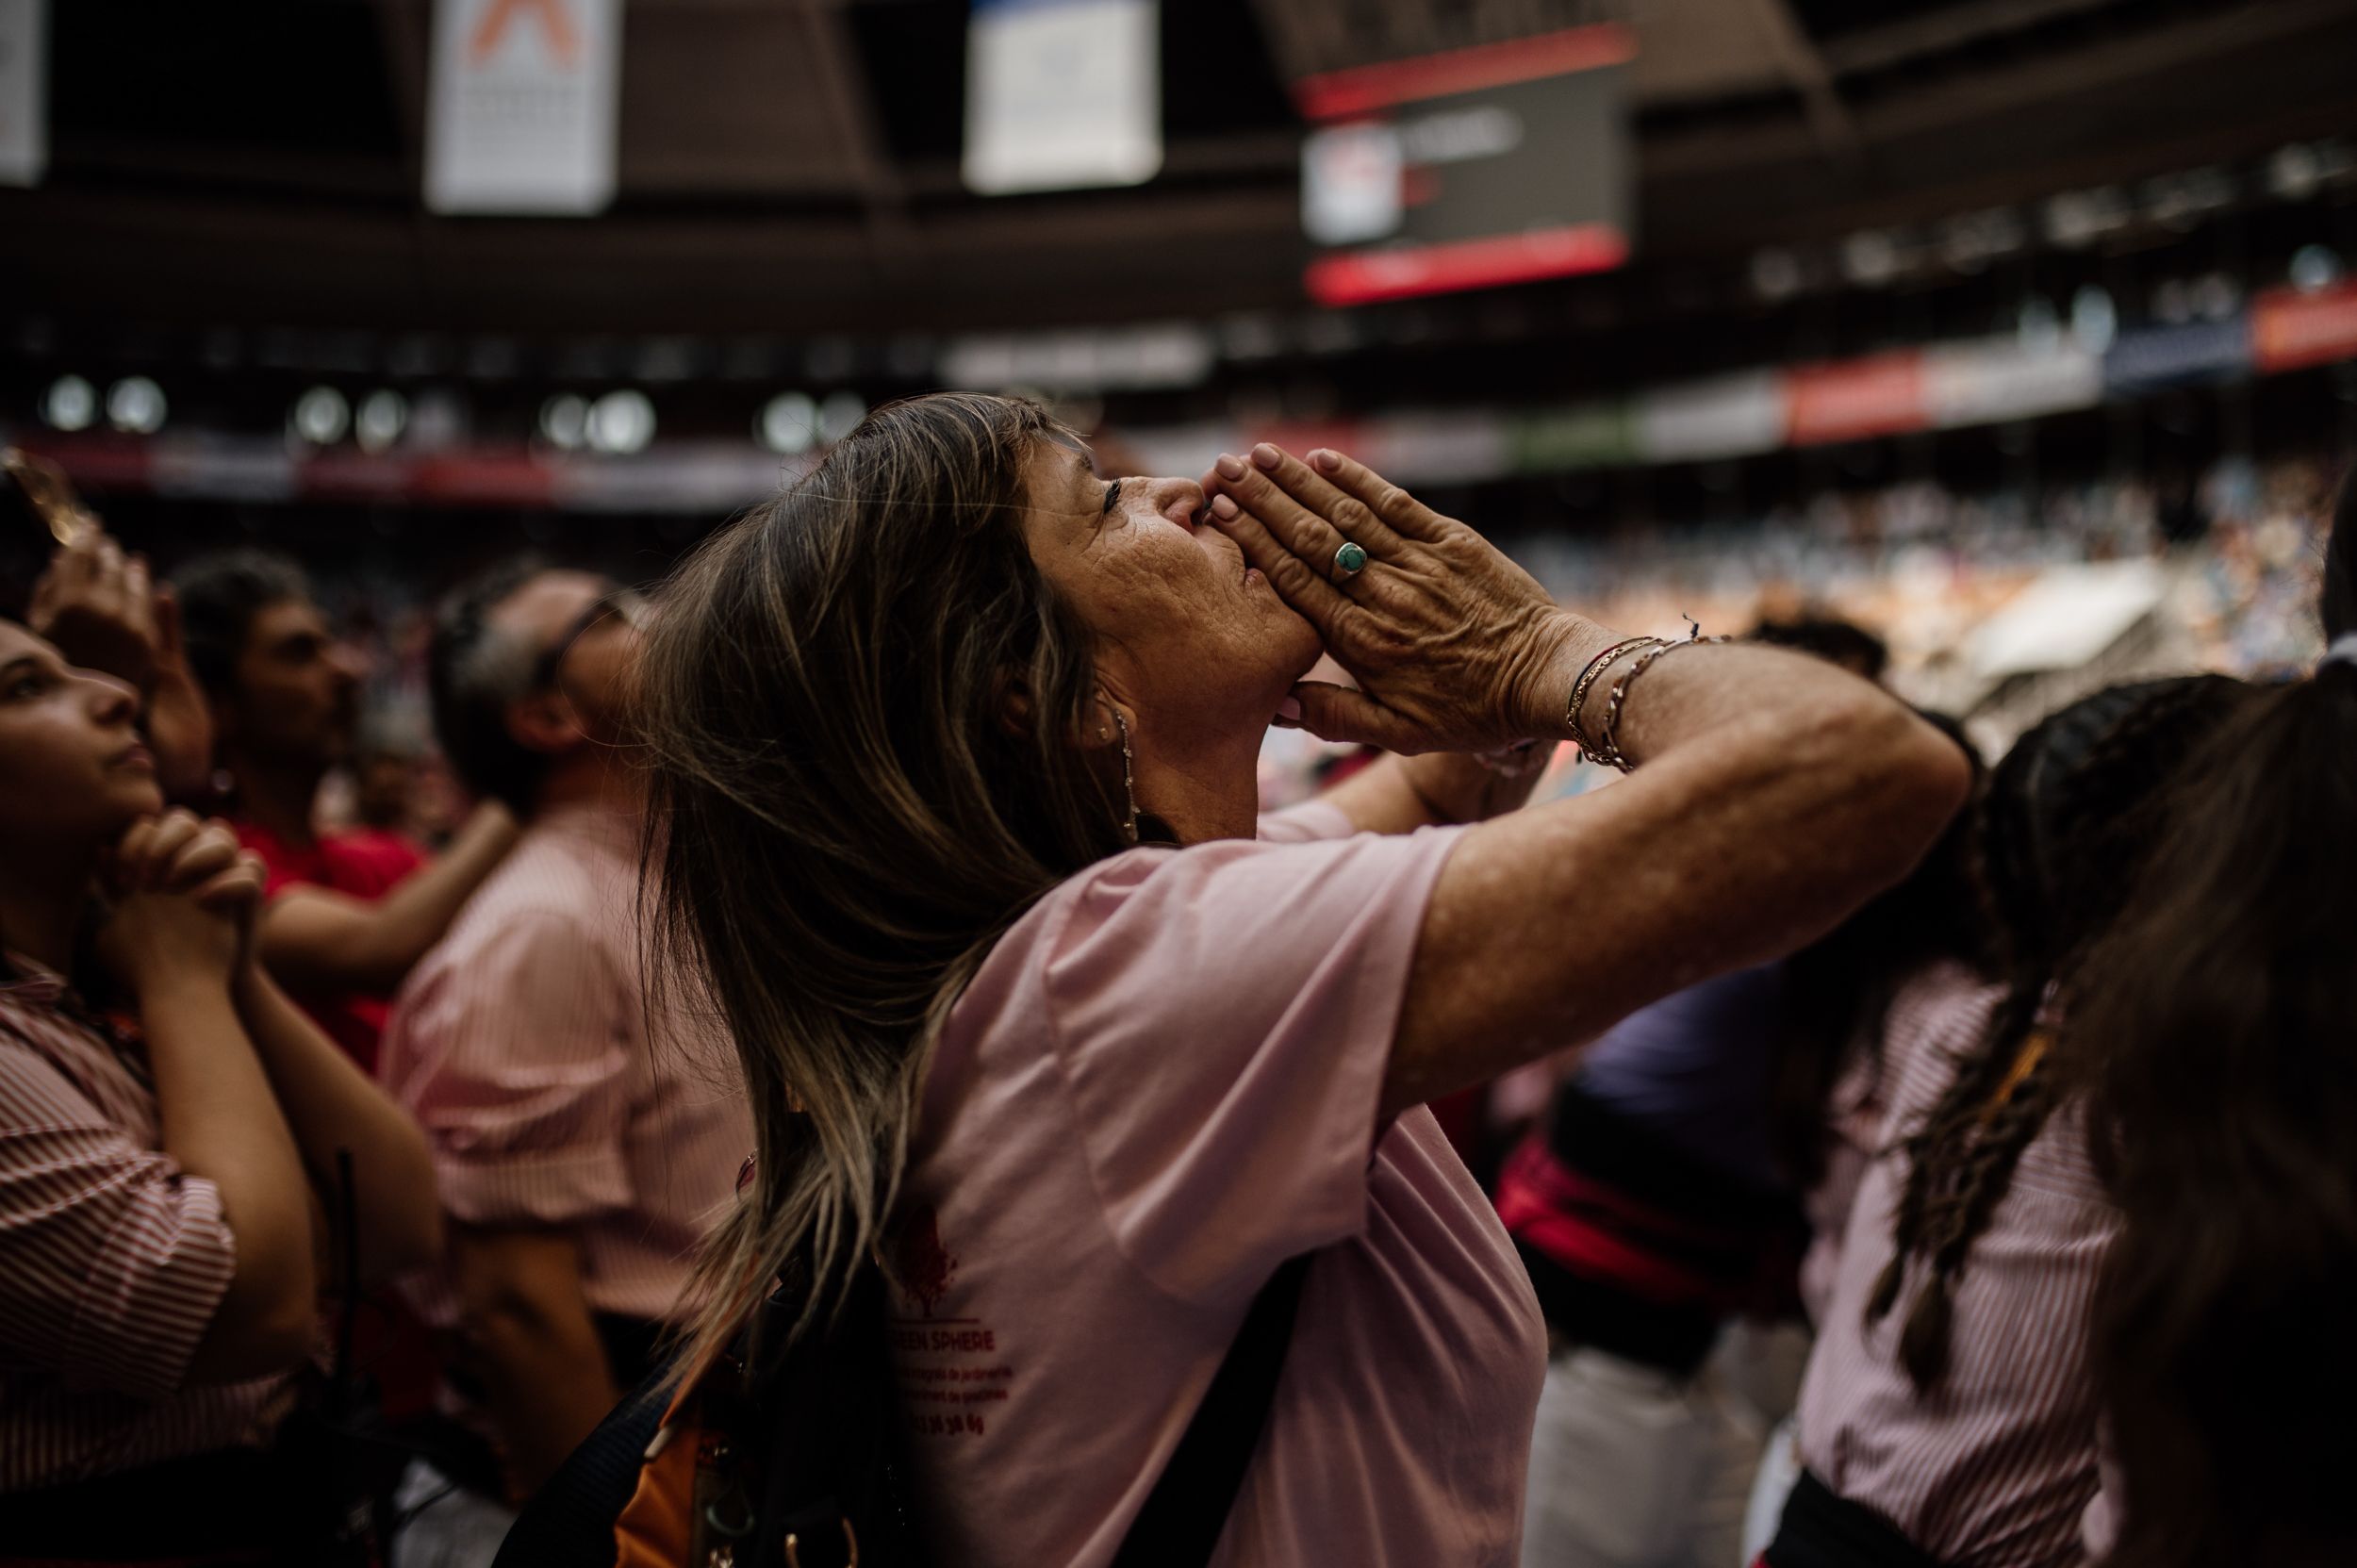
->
xmin=468 ymin=0 xmax=581 ymax=66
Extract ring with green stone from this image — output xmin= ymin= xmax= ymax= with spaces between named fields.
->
xmin=1332 ymin=540 xmax=1370 ymax=579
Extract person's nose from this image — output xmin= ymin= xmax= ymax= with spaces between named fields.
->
xmin=330 ymin=642 xmax=369 ymax=686
xmin=1147 ymin=475 xmax=1208 ymax=524
xmin=83 ymin=669 xmax=140 ymax=727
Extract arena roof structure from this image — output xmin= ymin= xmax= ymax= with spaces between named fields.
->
xmin=6 ymin=0 xmax=2355 ymax=336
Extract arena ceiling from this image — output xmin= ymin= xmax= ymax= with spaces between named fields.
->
xmin=4 ymin=0 xmax=2354 ymax=337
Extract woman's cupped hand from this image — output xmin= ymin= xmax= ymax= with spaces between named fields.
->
xmin=96 ymin=810 xmax=270 ymax=999
xmin=1204 ymin=443 xmax=1587 ymax=755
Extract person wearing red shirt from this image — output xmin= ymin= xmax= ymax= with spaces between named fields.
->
xmin=171 ymin=551 xmax=517 ymax=1073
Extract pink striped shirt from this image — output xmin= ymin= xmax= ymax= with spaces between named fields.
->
xmin=0 ymin=956 xmax=290 ymax=1491
xmin=378 ymin=801 xmax=749 ymax=1329
xmin=1796 ymin=963 xmax=2117 ymax=1567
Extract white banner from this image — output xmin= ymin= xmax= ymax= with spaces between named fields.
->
xmin=426 ymin=0 xmax=621 ymax=215
xmin=0 ymin=0 xmax=46 ymax=189
xmin=964 ymin=0 xmax=1160 ymax=195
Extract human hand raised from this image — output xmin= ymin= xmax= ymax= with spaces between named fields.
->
xmin=29 ymin=525 xmax=215 ymax=800
xmin=97 ymin=812 xmax=270 ymax=998
xmin=29 ymin=527 xmax=160 ymax=693
xmin=1204 ymin=443 xmax=1598 ymax=754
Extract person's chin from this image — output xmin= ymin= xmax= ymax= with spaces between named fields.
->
xmin=102 ymin=775 xmax=166 ymax=825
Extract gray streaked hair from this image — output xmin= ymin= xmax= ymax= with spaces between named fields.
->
xmin=635 ymin=393 xmax=1133 ymax=1378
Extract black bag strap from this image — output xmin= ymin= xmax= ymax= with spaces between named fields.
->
xmin=1110 ymin=1252 xmax=1315 ymax=1568
xmin=490 ymin=1250 xmax=1318 ymax=1568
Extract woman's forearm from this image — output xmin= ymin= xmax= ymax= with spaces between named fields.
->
xmin=233 ymin=966 xmax=442 ymax=1286
xmin=1385 ymin=636 xmax=1967 ymax=1120
xmin=137 ymin=973 xmax=320 ymax=1379
xmin=1325 ymin=751 xmax=1549 ymax=834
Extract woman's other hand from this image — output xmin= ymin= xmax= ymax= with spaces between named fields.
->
xmin=29 ymin=529 xmax=160 ymax=693
xmin=98 ymin=812 xmax=262 ymax=996
xmin=29 ymin=528 xmax=216 ymax=801
xmin=1206 ymin=444 xmax=1606 ymax=754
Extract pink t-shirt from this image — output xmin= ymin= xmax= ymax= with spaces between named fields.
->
xmin=886 ymin=803 xmax=1546 ymax=1568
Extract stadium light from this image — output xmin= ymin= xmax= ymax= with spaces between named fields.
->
xmin=540 ymin=393 xmax=590 ymax=452
xmin=758 ymin=392 xmax=818 ymax=454
xmin=355 ymin=389 xmax=409 ymax=454
xmin=292 ymin=386 xmax=350 ymax=445
xmin=816 ymin=391 xmax=868 ymax=445
xmin=586 ymin=389 xmax=655 ymax=454
xmin=41 ymin=374 xmax=96 ymax=432
xmin=106 ymin=377 xmax=168 ymax=436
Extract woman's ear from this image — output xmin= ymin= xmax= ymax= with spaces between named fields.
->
xmin=996 ymin=673 xmax=1034 ymax=739
xmin=504 ymin=686 xmax=584 ymax=754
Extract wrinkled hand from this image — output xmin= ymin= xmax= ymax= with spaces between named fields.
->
xmin=97 ymin=812 xmax=268 ymax=996
xmin=30 ymin=529 xmax=159 ymax=692
xmin=29 ymin=525 xmax=215 ymax=800
xmin=1205 ymin=444 xmax=1581 ymax=754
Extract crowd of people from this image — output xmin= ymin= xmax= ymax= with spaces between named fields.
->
xmin=0 ymin=395 xmax=2349 ymax=1568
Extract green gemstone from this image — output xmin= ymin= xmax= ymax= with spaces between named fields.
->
xmin=1336 ymin=541 xmax=1369 ymax=574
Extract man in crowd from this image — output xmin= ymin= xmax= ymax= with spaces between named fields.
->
xmin=173 ymin=550 xmax=517 ymax=1070
xmin=377 ymin=559 xmax=750 ymax=1562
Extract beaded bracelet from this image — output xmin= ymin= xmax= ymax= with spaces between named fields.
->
xmin=1592 ymin=634 xmax=1732 ymax=772
xmin=1564 ymin=635 xmax=1663 ymax=757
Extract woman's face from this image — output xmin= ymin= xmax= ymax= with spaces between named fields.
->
xmin=1019 ymin=441 xmax=1321 ymax=738
xmin=0 ymin=621 xmax=164 ymax=854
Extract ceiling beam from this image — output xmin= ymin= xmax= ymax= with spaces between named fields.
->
xmin=1737 ymin=0 xmax=1862 ymax=170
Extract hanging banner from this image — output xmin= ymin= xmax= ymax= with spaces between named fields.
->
xmin=2251 ymin=281 xmax=2357 ymax=373
xmin=425 ymin=0 xmax=622 ymax=215
xmin=1634 ymin=373 xmax=1783 ymax=463
xmin=2102 ymin=318 xmax=2251 ymax=396
xmin=1512 ymin=402 xmax=1635 ymax=472
xmin=964 ymin=0 xmax=1161 ymax=195
xmin=1922 ymin=339 xmax=2102 ymax=429
xmin=0 ymin=0 xmax=46 ymax=188
xmin=1785 ymin=354 xmax=1928 ymax=446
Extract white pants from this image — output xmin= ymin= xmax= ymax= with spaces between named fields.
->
xmin=388 ymin=1458 xmax=519 ymax=1568
xmin=1520 ymin=1345 xmax=1764 ymax=1568
xmin=1741 ymin=1414 xmax=1806 ymax=1566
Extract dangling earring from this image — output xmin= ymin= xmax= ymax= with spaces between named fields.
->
xmin=1112 ymin=709 xmax=1139 ymax=844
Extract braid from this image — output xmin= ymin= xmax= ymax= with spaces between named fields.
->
xmin=1896 ymin=1051 xmax=2057 ymax=1388
xmin=1865 ymin=988 xmax=2037 ymax=1324
xmin=1866 ymin=674 xmax=2247 ymax=1391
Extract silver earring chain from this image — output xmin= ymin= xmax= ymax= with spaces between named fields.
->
xmin=1113 ymin=709 xmax=1139 ymax=844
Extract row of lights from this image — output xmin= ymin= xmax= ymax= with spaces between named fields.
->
xmin=39 ymin=375 xmax=874 ymax=459
xmin=41 ymin=374 xmax=167 ymax=435
xmin=535 ymin=388 xmax=870 ymax=455
xmin=291 ymin=386 xmax=409 ymax=453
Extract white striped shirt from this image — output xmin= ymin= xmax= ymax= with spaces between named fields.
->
xmin=1796 ymin=963 xmax=2118 ymax=1567
xmin=0 ymin=956 xmax=291 ymax=1491
xmin=378 ymin=801 xmax=750 ymax=1330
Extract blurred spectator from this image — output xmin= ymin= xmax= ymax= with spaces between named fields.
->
xmin=377 ymin=562 xmax=749 ymax=1566
xmin=172 ymin=550 xmax=518 ymax=1072
xmin=1504 ymin=717 xmax=1984 ymax=1568
xmin=1752 ymin=614 xmax=1890 ymax=683
xmin=0 ymin=616 xmax=438 ymax=1562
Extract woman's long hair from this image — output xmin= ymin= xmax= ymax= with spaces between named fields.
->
xmin=635 ymin=394 xmax=1136 ymax=1379
xmin=1862 ymin=672 xmax=2250 ymax=1389
xmin=2069 ymin=475 xmax=2357 ymax=1568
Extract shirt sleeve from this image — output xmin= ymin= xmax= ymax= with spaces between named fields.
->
xmin=0 ymin=1027 xmax=238 ymax=1399
xmin=394 ymin=914 xmax=635 ymax=1229
xmin=1037 ymin=823 xmax=1464 ymax=1306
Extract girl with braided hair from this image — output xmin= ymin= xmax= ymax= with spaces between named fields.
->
xmin=1760 ymin=671 xmax=2251 ymax=1568
xmin=2068 ymin=473 xmax=2357 ymax=1568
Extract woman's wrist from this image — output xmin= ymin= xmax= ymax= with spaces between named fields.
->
xmin=130 ymin=965 xmax=237 ymax=1021
xmin=1508 ymin=613 xmax=1628 ymax=743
